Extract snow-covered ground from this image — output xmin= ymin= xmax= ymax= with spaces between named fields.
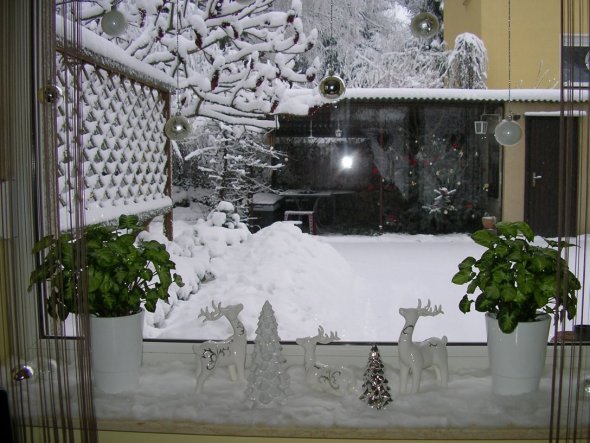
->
xmin=142 ymin=202 xmax=585 ymax=344
xmin=144 ymin=205 xmax=486 ymax=343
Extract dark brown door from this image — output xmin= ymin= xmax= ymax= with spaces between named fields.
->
xmin=524 ymin=116 xmax=578 ymax=237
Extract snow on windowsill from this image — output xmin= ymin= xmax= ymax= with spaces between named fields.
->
xmin=89 ymin=357 xmax=580 ymax=440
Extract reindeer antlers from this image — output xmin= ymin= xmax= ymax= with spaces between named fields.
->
xmin=417 ymin=299 xmax=444 ymax=316
xmin=198 ymin=301 xmax=244 ymax=322
xmin=317 ymin=325 xmax=340 ymax=343
xmin=295 ymin=325 xmax=340 ymax=345
xmin=199 ymin=301 xmax=223 ymax=322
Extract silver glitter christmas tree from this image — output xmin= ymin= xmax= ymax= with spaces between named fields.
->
xmin=359 ymin=344 xmax=392 ymax=409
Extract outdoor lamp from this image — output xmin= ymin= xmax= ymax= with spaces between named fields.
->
xmin=474 ymin=120 xmax=488 ymax=135
xmin=319 ymin=74 xmax=346 ymax=101
xmin=341 ymin=155 xmax=353 ymax=170
xmin=410 ymin=12 xmax=440 ymax=39
xmin=101 ymin=7 xmax=128 ymax=37
xmin=494 ymin=115 xmax=522 ymax=146
xmin=164 ymin=113 xmax=192 ymax=140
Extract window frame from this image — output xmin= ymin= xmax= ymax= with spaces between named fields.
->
xmin=562 ymin=33 xmax=590 ymax=88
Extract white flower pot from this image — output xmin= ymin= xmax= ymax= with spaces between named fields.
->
xmin=90 ymin=310 xmax=144 ymax=394
xmin=485 ymin=312 xmax=550 ymax=395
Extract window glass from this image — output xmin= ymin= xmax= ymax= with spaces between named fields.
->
xmin=143 ymin=100 xmax=502 ymax=344
xmin=274 ymin=102 xmax=501 ymax=235
xmin=562 ymin=34 xmax=590 ymax=86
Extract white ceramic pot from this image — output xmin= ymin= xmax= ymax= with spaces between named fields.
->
xmin=90 ymin=310 xmax=144 ymax=394
xmin=485 ymin=312 xmax=550 ymax=395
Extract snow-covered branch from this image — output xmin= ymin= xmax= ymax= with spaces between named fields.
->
xmin=75 ymin=0 xmax=318 ymax=128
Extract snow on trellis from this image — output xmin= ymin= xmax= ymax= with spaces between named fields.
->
xmin=55 ymin=52 xmax=172 ymax=230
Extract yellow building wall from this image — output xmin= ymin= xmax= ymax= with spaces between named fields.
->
xmin=445 ymin=0 xmax=590 ymax=233
xmin=445 ymin=0 xmax=561 ymax=89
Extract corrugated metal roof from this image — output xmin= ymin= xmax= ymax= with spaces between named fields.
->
xmin=340 ymin=88 xmax=575 ymax=102
xmin=277 ymin=88 xmax=589 ymax=115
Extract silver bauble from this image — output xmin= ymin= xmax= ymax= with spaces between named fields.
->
xmin=319 ymin=74 xmax=346 ymax=100
xmin=101 ymin=8 xmax=128 ymax=37
xmin=37 ymin=84 xmax=62 ymax=104
xmin=494 ymin=118 xmax=522 ymax=146
xmin=410 ymin=12 xmax=440 ymax=39
xmin=164 ymin=114 xmax=192 ymax=140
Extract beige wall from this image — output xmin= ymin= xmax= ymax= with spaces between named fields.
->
xmin=445 ymin=0 xmax=561 ymax=89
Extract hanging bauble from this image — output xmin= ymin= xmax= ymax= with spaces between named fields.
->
xmin=101 ymin=7 xmax=128 ymax=37
xmin=37 ymin=84 xmax=62 ymax=104
xmin=410 ymin=12 xmax=440 ymax=39
xmin=319 ymin=74 xmax=346 ymax=100
xmin=494 ymin=117 xmax=522 ymax=146
xmin=164 ymin=113 xmax=192 ymax=140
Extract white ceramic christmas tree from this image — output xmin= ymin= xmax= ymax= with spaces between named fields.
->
xmin=245 ymin=300 xmax=291 ymax=407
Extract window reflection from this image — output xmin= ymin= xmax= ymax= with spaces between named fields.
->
xmin=274 ymin=101 xmax=502 ymax=234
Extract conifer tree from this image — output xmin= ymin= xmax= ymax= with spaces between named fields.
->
xmin=446 ymin=32 xmax=488 ymax=89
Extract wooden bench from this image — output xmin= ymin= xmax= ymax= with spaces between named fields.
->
xmin=284 ymin=210 xmax=316 ymax=235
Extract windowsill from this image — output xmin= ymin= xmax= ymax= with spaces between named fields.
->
xmin=95 ymin=419 xmax=551 ymax=440
xmin=87 ymin=344 xmax=589 ymax=440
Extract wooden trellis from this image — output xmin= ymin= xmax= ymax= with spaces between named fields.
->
xmin=55 ymin=51 xmax=173 ymax=236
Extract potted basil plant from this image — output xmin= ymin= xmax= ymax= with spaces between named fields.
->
xmin=29 ymin=214 xmax=183 ymax=393
xmin=452 ymin=221 xmax=580 ymax=395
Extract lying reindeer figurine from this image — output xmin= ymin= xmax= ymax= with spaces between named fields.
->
xmin=295 ymin=326 xmax=355 ymax=396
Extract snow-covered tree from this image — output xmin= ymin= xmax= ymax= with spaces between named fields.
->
xmin=75 ymin=0 xmax=319 ymax=129
xmin=180 ymin=120 xmax=285 ymax=213
xmin=446 ymin=32 xmax=488 ymax=89
xmin=245 ymin=300 xmax=291 ymax=407
xmin=281 ymin=0 xmax=447 ymax=88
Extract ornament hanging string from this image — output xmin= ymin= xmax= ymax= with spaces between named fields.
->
xmin=175 ymin=0 xmax=181 ymax=111
xmin=507 ymin=0 xmax=512 ymax=110
xmin=329 ymin=0 xmax=334 ymax=74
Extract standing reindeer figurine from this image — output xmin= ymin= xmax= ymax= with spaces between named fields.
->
xmin=295 ymin=326 xmax=355 ymax=396
xmin=192 ymin=301 xmax=247 ymax=393
xmin=398 ymin=299 xmax=448 ymax=394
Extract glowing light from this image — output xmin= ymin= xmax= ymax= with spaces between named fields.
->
xmin=341 ymin=155 xmax=353 ymax=169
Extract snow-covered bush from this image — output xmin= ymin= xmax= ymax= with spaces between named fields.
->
xmin=207 ymin=201 xmax=244 ymax=229
xmin=446 ymin=33 xmax=488 ymax=89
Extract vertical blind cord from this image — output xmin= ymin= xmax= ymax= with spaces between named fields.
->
xmin=551 ymin=1 xmax=590 ymax=441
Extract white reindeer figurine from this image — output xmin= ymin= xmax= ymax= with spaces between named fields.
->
xmin=398 ymin=299 xmax=448 ymax=394
xmin=295 ymin=326 xmax=355 ymax=396
xmin=192 ymin=301 xmax=247 ymax=393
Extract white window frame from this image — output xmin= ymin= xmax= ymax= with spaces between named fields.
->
xmin=562 ymin=33 xmax=590 ymax=87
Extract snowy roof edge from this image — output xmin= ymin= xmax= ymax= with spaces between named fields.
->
xmin=278 ymin=87 xmax=589 ymax=115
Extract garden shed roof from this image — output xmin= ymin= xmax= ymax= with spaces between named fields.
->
xmin=277 ymin=87 xmax=589 ymax=116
